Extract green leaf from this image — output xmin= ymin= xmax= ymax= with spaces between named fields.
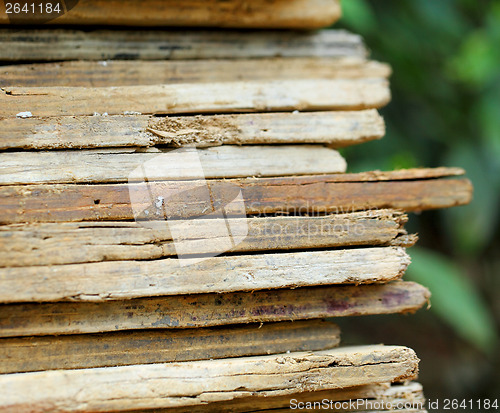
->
xmin=407 ymin=247 xmax=498 ymax=354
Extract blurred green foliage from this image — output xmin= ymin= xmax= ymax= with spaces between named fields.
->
xmin=409 ymin=247 xmax=497 ymax=355
xmin=339 ymin=0 xmax=499 ymax=353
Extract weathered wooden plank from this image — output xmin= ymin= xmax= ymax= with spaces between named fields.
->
xmin=0 ymin=0 xmax=341 ymax=29
xmin=149 ymin=109 xmax=385 ymax=148
xmin=0 ymin=210 xmax=411 ymax=267
xmin=137 ymin=382 xmax=426 ymax=413
xmin=0 ymin=78 xmax=390 ymax=118
xmin=0 ymin=281 xmax=430 ymax=337
xmin=0 ymin=345 xmax=419 ymax=412
xmin=0 ymin=58 xmax=391 ymax=87
xmin=0 ymin=320 xmax=340 ymax=374
xmin=0 ymin=247 xmax=410 ymax=303
xmin=0 ymin=29 xmax=367 ymax=62
xmin=0 ymin=145 xmax=347 ymax=185
xmin=0 ymin=170 xmax=472 ymax=224
xmin=0 ymin=110 xmax=385 ymax=150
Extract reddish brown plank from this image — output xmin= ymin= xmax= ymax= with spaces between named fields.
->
xmin=0 ymin=170 xmax=472 ymax=224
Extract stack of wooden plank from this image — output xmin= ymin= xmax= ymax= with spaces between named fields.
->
xmin=0 ymin=1 xmax=472 ymax=411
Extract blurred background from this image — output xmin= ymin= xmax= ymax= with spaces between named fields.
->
xmin=335 ymin=0 xmax=500 ymax=407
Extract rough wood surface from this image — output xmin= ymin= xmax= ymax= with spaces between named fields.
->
xmin=0 ymin=281 xmax=430 ymax=337
xmin=0 ymin=0 xmax=341 ymax=29
xmin=0 ymin=29 xmax=367 ymax=62
xmin=0 ymin=110 xmax=385 ymax=150
xmin=0 ymin=145 xmax=347 ymax=184
xmin=0 ymin=210 xmax=411 ymax=267
xmin=0 ymin=320 xmax=340 ymax=374
xmin=135 ymin=382 xmax=425 ymax=413
xmin=0 ymin=345 xmax=419 ymax=412
xmin=0 ymin=58 xmax=391 ymax=87
xmin=0 ymin=169 xmax=471 ymax=224
xmin=149 ymin=109 xmax=383 ymax=148
xmin=0 ymin=247 xmax=410 ymax=303
xmin=0 ymin=78 xmax=390 ymax=118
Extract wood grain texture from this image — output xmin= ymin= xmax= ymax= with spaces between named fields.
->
xmin=0 ymin=78 xmax=391 ymax=118
xmin=0 ymin=210 xmax=411 ymax=267
xmin=0 ymin=169 xmax=472 ymax=224
xmin=136 ymin=382 xmax=426 ymax=413
xmin=0 ymin=345 xmax=419 ymax=412
xmin=0 ymin=110 xmax=385 ymax=150
xmin=0 ymin=0 xmax=342 ymax=29
xmin=0 ymin=320 xmax=340 ymax=374
xmin=0 ymin=281 xmax=430 ymax=337
xmin=0 ymin=58 xmax=391 ymax=87
xmin=0 ymin=247 xmax=410 ymax=303
xmin=0 ymin=29 xmax=367 ymax=62
xmin=0 ymin=145 xmax=347 ymax=184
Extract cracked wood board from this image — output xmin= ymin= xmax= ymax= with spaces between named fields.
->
xmin=0 ymin=0 xmax=341 ymax=29
xmin=0 ymin=78 xmax=390 ymax=118
xmin=0 ymin=345 xmax=419 ymax=412
xmin=0 ymin=168 xmax=471 ymax=224
xmin=0 ymin=145 xmax=347 ymax=185
xmin=130 ymin=382 xmax=426 ymax=412
xmin=0 ymin=281 xmax=430 ymax=337
xmin=0 ymin=320 xmax=340 ymax=374
xmin=0 ymin=210 xmax=413 ymax=267
xmin=0 ymin=29 xmax=367 ymax=62
xmin=0 ymin=246 xmax=410 ymax=303
xmin=0 ymin=58 xmax=391 ymax=88
xmin=0 ymin=110 xmax=385 ymax=150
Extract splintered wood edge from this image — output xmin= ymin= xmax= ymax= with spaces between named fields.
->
xmin=0 ymin=345 xmax=419 ymax=412
xmin=267 ymin=167 xmax=465 ymax=182
xmin=0 ymin=281 xmax=431 ymax=337
xmin=0 ymin=320 xmax=341 ymax=374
